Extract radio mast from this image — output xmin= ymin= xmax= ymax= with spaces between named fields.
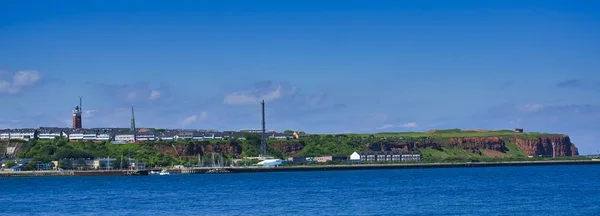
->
xmin=260 ymin=100 xmax=267 ymax=156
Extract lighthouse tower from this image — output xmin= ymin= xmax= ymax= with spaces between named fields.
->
xmin=72 ymin=97 xmax=82 ymax=128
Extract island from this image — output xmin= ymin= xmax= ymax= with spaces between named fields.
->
xmin=0 ymin=128 xmax=583 ymax=172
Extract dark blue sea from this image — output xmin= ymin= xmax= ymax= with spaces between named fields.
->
xmin=1 ymin=165 xmax=599 ymax=216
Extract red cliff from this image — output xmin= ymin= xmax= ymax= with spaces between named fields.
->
xmin=149 ymin=135 xmax=578 ymax=158
xmin=365 ymin=137 xmax=506 ymax=152
xmin=514 ymin=135 xmax=579 ymax=157
xmin=156 ymin=143 xmax=242 ymax=157
xmin=273 ymin=142 xmax=305 ymax=156
xmin=363 ymin=136 xmax=578 ymax=157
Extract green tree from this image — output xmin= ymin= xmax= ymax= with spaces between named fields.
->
xmin=25 ymin=161 xmax=37 ymax=171
xmin=5 ymin=161 xmax=17 ymax=168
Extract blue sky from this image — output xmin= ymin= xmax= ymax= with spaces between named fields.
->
xmin=1 ymin=0 xmax=599 ymax=154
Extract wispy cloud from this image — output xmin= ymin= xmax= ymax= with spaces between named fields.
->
xmin=148 ymin=90 xmax=161 ymax=100
xmin=377 ymin=122 xmax=418 ymax=130
xmin=0 ymin=70 xmax=41 ymax=94
xmin=83 ymin=110 xmax=96 ymax=119
xmin=223 ymin=81 xmax=298 ymax=105
xmin=556 ymin=79 xmax=582 ymax=88
xmin=180 ymin=111 xmax=208 ymax=126
xmin=555 ymin=79 xmax=600 ymax=92
xmin=500 ymin=81 xmax=515 ymax=89
xmin=516 ymin=104 xmax=544 ymax=112
xmin=305 ymin=92 xmax=327 ymax=107
xmin=92 ymin=82 xmax=171 ymax=105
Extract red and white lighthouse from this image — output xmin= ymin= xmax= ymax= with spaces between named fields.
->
xmin=72 ymin=97 xmax=82 ymax=128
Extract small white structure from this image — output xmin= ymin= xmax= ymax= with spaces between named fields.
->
xmin=350 ymin=152 xmax=361 ymax=161
xmin=257 ymin=159 xmax=282 ymax=167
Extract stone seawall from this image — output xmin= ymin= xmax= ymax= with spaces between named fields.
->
xmin=0 ymin=170 xmax=148 ymax=177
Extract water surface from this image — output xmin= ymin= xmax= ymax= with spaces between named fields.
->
xmin=1 ymin=165 xmax=599 ymax=215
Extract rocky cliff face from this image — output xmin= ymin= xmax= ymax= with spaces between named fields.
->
xmin=365 ymin=137 xmax=506 ymax=152
xmin=156 ymin=143 xmax=242 ymax=157
xmin=273 ymin=142 xmax=305 ymax=156
xmin=150 ymin=135 xmax=578 ymax=157
xmin=364 ymin=136 xmax=578 ymax=157
xmin=514 ymin=135 xmax=579 ymax=157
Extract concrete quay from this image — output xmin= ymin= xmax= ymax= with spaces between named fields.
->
xmin=0 ymin=170 xmax=148 ymax=177
xmin=164 ymin=160 xmax=600 ymax=174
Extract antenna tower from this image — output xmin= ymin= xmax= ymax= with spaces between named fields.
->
xmin=79 ymin=96 xmax=82 ymax=128
xmin=260 ymin=100 xmax=267 ymax=156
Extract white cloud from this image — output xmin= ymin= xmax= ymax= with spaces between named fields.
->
xmin=13 ymin=71 xmax=41 ymax=87
xmin=148 ymin=90 xmax=161 ymax=100
xmin=377 ymin=122 xmax=418 ymax=130
xmin=83 ymin=110 xmax=97 ymax=118
xmin=180 ymin=111 xmax=208 ymax=126
xmin=199 ymin=111 xmax=208 ymax=121
xmin=224 ymin=85 xmax=283 ymax=105
xmin=0 ymin=70 xmax=41 ymax=94
xmin=516 ymin=104 xmax=544 ymax=112
xmin=181 ymin=115 xmax=198 ymax=126
xmin=305 ymin=92 xmax=326 ymax=107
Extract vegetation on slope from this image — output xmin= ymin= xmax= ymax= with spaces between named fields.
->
xmin=7 ymin=129 xmax=579 ymax=169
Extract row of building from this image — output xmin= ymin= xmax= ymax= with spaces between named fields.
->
xmin=2 ymin=151 xmax=423 ymax=171
xmin=0 ymin=127 xmax=301 ymax=143
xmin=285 ymin=151 xmax=422 ymax=164
xmin=0 ymin=158 xmax=146 ymax=171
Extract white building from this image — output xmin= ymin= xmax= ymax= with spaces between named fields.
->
xmin=37 ymin=128 xmax=69 ymax=140
xmin=175 ymin=132 xmax=194 ymax=140
xmin=115 ymin=134 xmax=135 ymax=143
xmin=157 ymin=133 xmax=175 ymax=141
xmin=69 ymin=132 xmax=84 ymax=140
xmin=0 ymin=130 xmax=10 ymax=140
xmin=136 ymin=133 xmax=156 ymax=141
xmin=38 ymin=131 xmax=65 ymax=140
xmin=203 ymin=133 xmax=214 ymax=140
xmin=82 ymin=133 xmax=97 ymax=141
xmin=349 ymin=152 xmax=361 ymax=161
xmin=6 ymin=129 xmax=36 ymax=141
xmin=401 ymin=153 xmax=422 ymax=162
xmin=96 ymin=133 xmax=112 ymax=141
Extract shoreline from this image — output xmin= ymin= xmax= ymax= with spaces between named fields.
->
xmin=228 ymin=160 xmax=600 ymax=173
xmin=2 ymin=160 xmax=600 ymax=177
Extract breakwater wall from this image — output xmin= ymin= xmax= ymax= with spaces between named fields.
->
xmin=0 ymin=170 xmax=148 ymax=177
xmin=0 ymin=171 xmax=74 ymax=177
xmin=154 ymin=160 xmax=600 ymax=175
xmin=3 ymin=160 xmax=599 ymax=177
xmin=225 ymin=160 xmax=600 ymax=173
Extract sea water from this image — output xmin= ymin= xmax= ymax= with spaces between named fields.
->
xmin=1 ymin=165 xmax=599 ymax=216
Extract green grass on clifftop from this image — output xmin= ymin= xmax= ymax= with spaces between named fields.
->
xmin=339 ymin=129 xmax=563 ymax=140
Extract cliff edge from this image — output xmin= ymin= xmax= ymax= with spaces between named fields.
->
xmin=271 ymin=129 xmax=579 ymax=159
